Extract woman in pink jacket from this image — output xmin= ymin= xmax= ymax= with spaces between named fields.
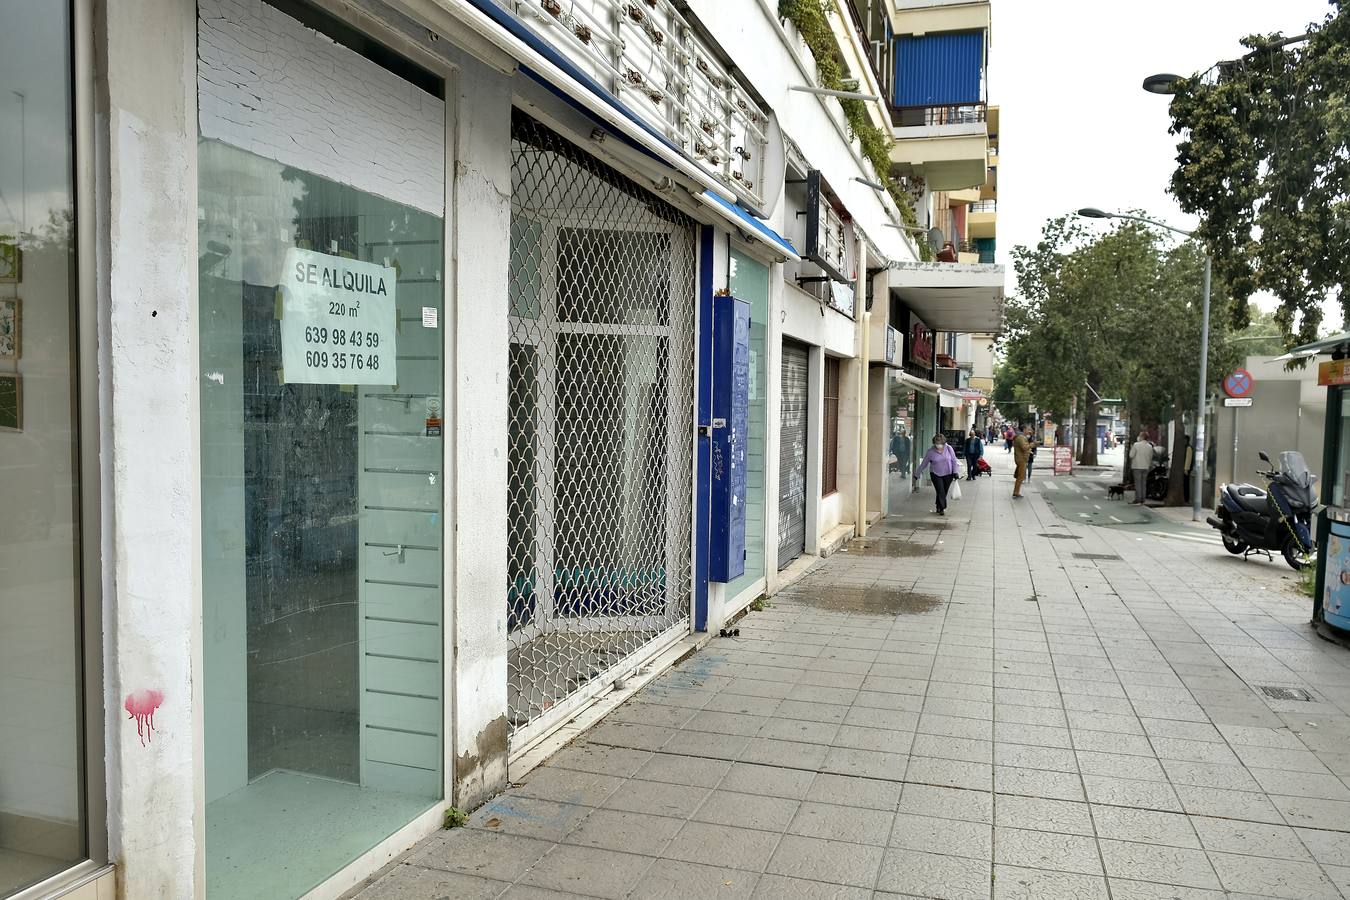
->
xmin=913 ymin=433 xmax=961 ymax=516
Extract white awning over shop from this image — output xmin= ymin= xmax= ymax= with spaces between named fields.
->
xmin=891 ymin=369 xmax=941 ymax=396
xmin=888 ymin=261 xmax=1006 ymax=334
xmin=939 ymin=389 xmax=963 ymax=408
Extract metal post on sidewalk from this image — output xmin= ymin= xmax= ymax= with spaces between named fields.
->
xmin=1193 ymin=254 xmax=1211 ymax=522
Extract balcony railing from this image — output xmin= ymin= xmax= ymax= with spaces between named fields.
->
xmin=970 ymin=199 xmax=997 ymax=213
xmin=513 ymin=0 xmax=770 ymax=208
xmin=890 ymin=102 xmax=987 ymax=128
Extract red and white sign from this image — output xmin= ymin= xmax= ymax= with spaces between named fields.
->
xmin=1053 ymin=446 xmax=1073 ymax=475
xmin=1223 ymin=368 xmax=1254 ymax=398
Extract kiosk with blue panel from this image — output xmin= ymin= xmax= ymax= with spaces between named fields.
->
xmin=1298 ymin=334 xmax=1350 ymax=639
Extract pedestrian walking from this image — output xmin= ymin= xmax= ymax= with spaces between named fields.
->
xmin=914 ymin=433 xmax=960 ymax=515
xmin=1004 ymin=426 xmax=1014 ymax=453
xmin=892 ymin=426 xmax=912 ymax=477
xmin=1013 ymin=424 xmax=1032 ymax=498
xmin=1130 ymin=432 xmax=1153 ymax=505
xmin=964 ymin=429 xmax=984 ymax=481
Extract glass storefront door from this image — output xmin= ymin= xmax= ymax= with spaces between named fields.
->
xmin=197 ymin=1 xmax=446 ymax=896
xmin=727 ymin=249 xmax=768 ymax=597
xmin=0 ymin=2 xmax=92 ymax=895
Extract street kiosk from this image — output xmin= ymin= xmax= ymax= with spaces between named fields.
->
xmin=1296 ymin=333 xmax=1350 ymax=638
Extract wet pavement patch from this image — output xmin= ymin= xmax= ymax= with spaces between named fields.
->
xmin=843 ymin=538 xmax=933 ymax=558
xmin=783 ymin=585 xmax=943 ymax=615
xmin=1035 ymin=533 xmax=1082 ymax=540
xmin=1072 ymin=552 xmax=1123 ymax=561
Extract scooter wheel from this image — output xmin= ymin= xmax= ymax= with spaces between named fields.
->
xmin=1282 ymin=539 xmax=1313 ymax=571
xmin=1221 ymin=534 xmax=1248 ymax=555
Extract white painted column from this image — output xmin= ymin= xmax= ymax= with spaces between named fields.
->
xmin=447 ymin=61 xmax=513 ymax=808
xmin=97 ymin=0 xmax=201 ymax=894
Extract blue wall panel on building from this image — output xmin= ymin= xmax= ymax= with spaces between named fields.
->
xmin=893 ymin=32 xmax=983 ymax=107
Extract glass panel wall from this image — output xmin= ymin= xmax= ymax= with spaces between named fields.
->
xmin=196 ymin=3 xmax=446 ymax=893
xmin=0 ymin=1 xmax=89 ymax=894
xmin=199 ymin=135 xmax=445 ymax=900
xmin=727 ymin=249 xmax=768 ymax=596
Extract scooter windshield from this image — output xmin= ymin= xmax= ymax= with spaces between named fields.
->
xmin=1276 ymin=451 xmax=1318 ymax=508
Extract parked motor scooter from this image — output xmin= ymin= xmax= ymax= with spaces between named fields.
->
xmin=1206 ymin=450 xmax=1318 ymax=570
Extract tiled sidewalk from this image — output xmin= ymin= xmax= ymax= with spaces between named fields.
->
xmin=353 ymin=457 xmax=1350 ymax=899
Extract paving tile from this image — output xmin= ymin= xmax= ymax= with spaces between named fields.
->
xmin=663 ymin=821 xmax=780 ymax=872
xmin=1248 ymin=767 xmax=1350 ymax=799
xmin=1207 ymin=851 xmax=1340 ymax=899
xmin=783 ymin=800 xmax=892 ymax=846
xmin=1105 ymin=878 xmax=1225 ymax=899
xmin=586 ymin=722 xmax=679 ymax=751
xmin=686 ymin=709 xmax=771 ymax=737
xmin=1173 ymin=784 xmax=1286 ymax=824
xmin=632 ymin=751 xmax=732 ymax=788
xmin=739 ymin=736 xmax=828 ymax=769
xmin=993 ymin=826 xmax=1102 ymax=875
xmin=498 ymin=884 xmax=605 ymax=899
xmin=993 ymin=765 xmax=1085 ymax=802
xmin=918 ymin=713 xmax=995 ymax=741
xmin=832 ymin=724 xmax=914 ymax=753
xmin=889 ymin=812 xmax=992 ymax=859
xmin=897 ymin=783 xmax=993 ymax=824
xmin=1089 ymin=805 xmax=1199 ymax=849
xmin=994 ymin=794 xmax=1094 ymax=836
xmin=993 ymin=743 xmax=1078 ymax=774
xmin=751 ymin=873 xmax=870 ymax=899
xmin=845 ymin=706 xmax=920 ymax=732
xmin=601 ymin=778 xmax=711 ymax=818
xmin=352 ymin=865 xmax=507 ymax=900
xmin=547 ymin=743 xmax=652 ymax=778
xmin=1074 ymin=750 xmax=1165 ymax=782
xmin=561 ymin=807 xmax=682 ymax=855
xmin=517 ymin=844 xmax=651 ymax=899
xmin=471 ymin=796 xmax=593 ymax=841
xmin=993 ymin=865 xmax=1108 ymax=900
xmin=1097 ymin=839 xmax=1221 ymax=890
xmin=820 ymin=746 xmax=908 ymax=781
xmin=692 ymin=790 xmax=800 ymax=832
xmin=514 ymin=767 xmax=626 ymax=807
xmin=1159 ymin=759 xmax=1261 ymax=791
xmin=1070 ymin=729 xmax=1155 ymax=757
xmin=1189 ymin=816 xmax=1311 ymax=860
xmin=876 ymin=848 xmax=990 ymax=899
xmin=905 ymin=756 xmax=991 ymax=791
xmin=910 ymin=733 xmax=991 ymax=764
xmin=661 ymin=729 xmax=752 ymax=761
xmin=804 ymin=772 xmax=902 ymax=812
xmin=1269 ymin=793 xmax=1350 ymax=829
xmin=763 ymin=834 xmax=884 ymax=888
xmin=409 ymin=830 xmax=554 ymax=882
xmin=628 ymin=859 xmax=758 ymax=899
xmin=718 ymin=762 xmax=816 ymax=799
xmin=756 ymin=716 xmax=839 ymax=746
xmin=1082 ymin=774 xmax=1182 ymax=812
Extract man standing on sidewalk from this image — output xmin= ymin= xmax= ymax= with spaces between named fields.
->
xmin=1130 ymin=431 xmax=1154 ymax=505
xmin=964 ymin=428 xmax=984 ymax=481
xmin=1013 ymin=424 xmax=1032 ymax=499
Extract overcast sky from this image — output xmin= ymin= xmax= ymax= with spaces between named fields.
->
xmin=994 ymin=0 xmax=1333 ymax=298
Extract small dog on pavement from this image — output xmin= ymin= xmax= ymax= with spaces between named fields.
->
xmin=1106 ymin=484 xmax=1126 ymax=501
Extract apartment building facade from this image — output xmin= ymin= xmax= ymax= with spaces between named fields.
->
xmin=0 ymin=0 xmax=1001 ymax=898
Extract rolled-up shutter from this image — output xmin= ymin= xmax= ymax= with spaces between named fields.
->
xmin=778 ymin=341 xmax=809 ymax=568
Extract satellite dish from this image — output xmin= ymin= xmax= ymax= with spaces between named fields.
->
xmin=758 ymin=113 xmax=786 ymax=219
xmin=926 ymin=228 xmax=944 ymax=252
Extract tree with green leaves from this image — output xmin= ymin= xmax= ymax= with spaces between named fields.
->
xmin=1166 ymin=4 xmax=1349 ymax=346
xmin=997 ymin=217 xmax=1239 ymax=497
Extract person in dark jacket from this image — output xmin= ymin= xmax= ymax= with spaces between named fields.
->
xmin=964 ymin=429 xmax=984 ymax=481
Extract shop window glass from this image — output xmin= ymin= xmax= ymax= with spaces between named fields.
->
xmin=0 ymin=1 xmax=90 ymax=894
xmin=196 ymin=2 xmax=445 ymax=896
xmin=726 ymin=250 xmax=768 ymax=595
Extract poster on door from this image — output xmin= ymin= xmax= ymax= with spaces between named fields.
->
xmin=1053 ymin=446 xmax=1072 ymax=475
xmin=279 ymin=248 xmax=398 ymax=384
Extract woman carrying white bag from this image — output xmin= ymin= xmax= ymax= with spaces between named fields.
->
xmin=914 ymin=433 xmax=961 ymax=516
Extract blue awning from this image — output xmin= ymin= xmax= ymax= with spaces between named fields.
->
xmin=697 ymin=191 xmax=800 ymax=261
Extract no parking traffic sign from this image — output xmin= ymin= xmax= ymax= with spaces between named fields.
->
xmin=1223 ymin=368 xmax=1254 ymax=399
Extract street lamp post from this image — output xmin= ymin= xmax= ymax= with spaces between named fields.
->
xmin=1077 ymin=207 xmax=1211 ymax=523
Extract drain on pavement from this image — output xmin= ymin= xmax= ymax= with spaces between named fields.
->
xmin=1257 ymin=685 xmax=1314 ymax=702
xmin=1072 ymin=552 xmax=1122 ymax=560
xmin=1036 ymin=533 xmax=1083 ymax=540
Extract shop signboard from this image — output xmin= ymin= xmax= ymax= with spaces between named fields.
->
xmin=1318 ymin=358 xmax=1350 ymax=387
xmin=280 ymin=248 xmax=398 ymax=384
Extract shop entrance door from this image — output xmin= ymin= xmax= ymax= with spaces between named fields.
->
xmin=778 ymin=340 xmax=809 ymax=568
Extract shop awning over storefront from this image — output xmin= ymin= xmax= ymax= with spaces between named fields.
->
xmin=697 ymin=191 xmax=801 ymax=261
xmin=888 ymin=261 xmax=1005 ymax=334
xmin=891 ymin=369 xmax=941 ymax=396
xmin=939 ymin=389 xmax=963 ymax=408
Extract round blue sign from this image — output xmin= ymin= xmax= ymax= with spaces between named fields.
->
xmin=1224 ymin=368 xmax=1254 ymax=398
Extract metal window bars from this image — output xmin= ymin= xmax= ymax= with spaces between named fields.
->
xmin=514 ymin=0 xmax=769 ymax=209
xmin=506 ymin=111 xmax=696 ymax=746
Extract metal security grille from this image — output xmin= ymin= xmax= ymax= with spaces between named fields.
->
xmin=778 ymin=340 xmax=809 ymax=569
xmin=506 ymin=111 xmax=695 ymax=744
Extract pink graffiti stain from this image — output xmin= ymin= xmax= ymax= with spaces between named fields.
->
xmin=124 ymin=690 xmax=164 ymax=746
